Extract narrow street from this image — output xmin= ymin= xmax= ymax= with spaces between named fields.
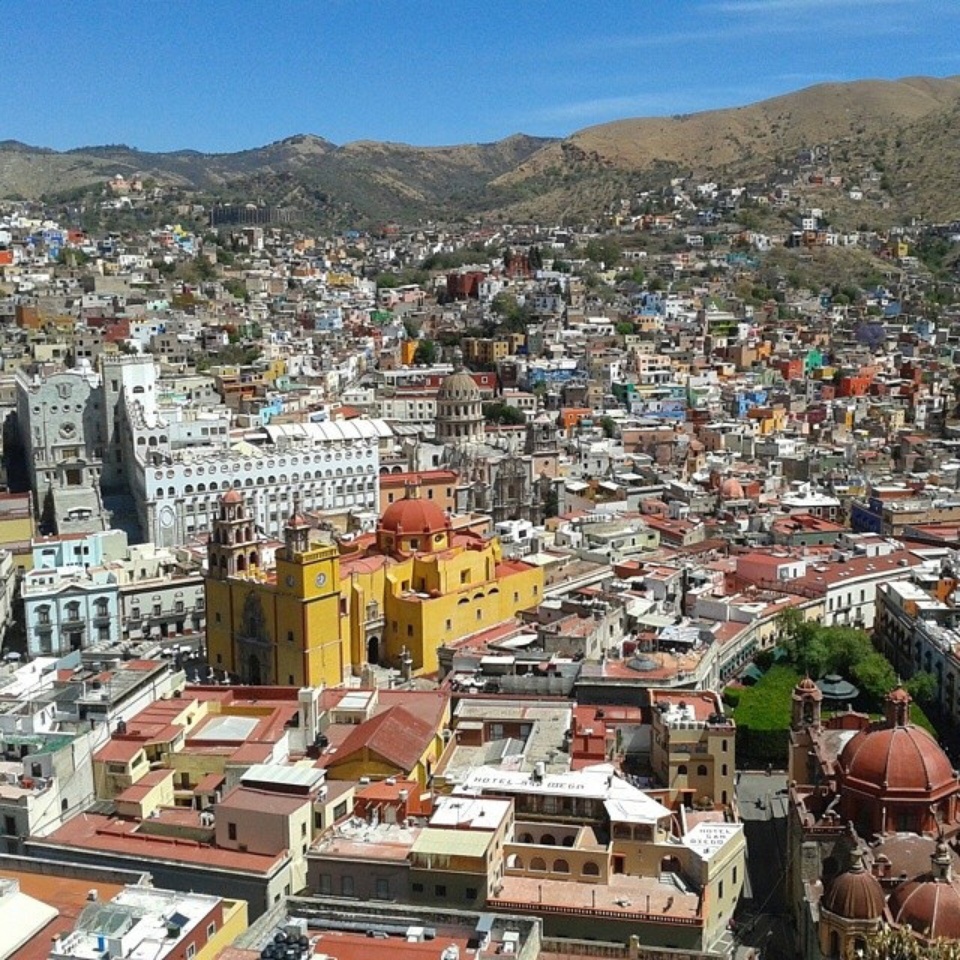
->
xmin=732 ymin=772 xmax=795 ymax=960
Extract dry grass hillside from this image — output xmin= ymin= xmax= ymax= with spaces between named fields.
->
xmin=499 ymin=77 xmax=960 ymax=184
xmin=4 ymin=76 xmax=960 ymax=225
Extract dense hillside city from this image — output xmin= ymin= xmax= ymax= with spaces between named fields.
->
xmin=3 ymin=79 xmax=960 ymax=960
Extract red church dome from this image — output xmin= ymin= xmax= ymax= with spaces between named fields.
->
xmin=380 ymin=496 xmax=450 ymax=535
xmin=888 ymin=842 xmax=960 ymax=940
xmin=720 ymin=477 xmax=745 ymax=500
xmin=839 ymin=724 xmax=956 ymax=795
xmin=822 ymin=848 xmax=884 ymax=921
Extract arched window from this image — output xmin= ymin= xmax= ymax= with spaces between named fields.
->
xmin=582 ymin=862 xmax=600 ymax=877
xmin=530 ymin=857 xmax=546 ymax=872
xmin=677 ymin=764 xmax=687 ymax=776
xmin=541 ymin=834 xmax=556 ymax=846
xmin=697 ymin=765 xmax=708 ymax=776
xmin=552 ymin=859 xmax=569 ymax=874
xmin=519 ymin=832 xmax=534 ymax=844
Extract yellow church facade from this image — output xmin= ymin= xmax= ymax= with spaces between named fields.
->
xmin=205 ymin=489 xmax=543 ymax=685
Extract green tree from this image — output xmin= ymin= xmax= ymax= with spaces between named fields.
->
xmin=491 ymin=292 xmax=520 ymax=318
xmin=822 ymin=627 xmax=873 ymax=676
xmin=865 ymin=922 xmax=960 ymax=960
xmin=599 ymin=416 xmax=617 ymax=439
xmin=776 ymin=609 xmax=828 ymax=676
xmin=906 ymin=670 xmax=938 ymax=706
xmin=853 ymin=652 xmax=898 ymax=701
xmin=57 ymin=248 xmax=90 ymax=268
xmin=584 ymin=237 xmax=621 ymax=268
xmin=223 ymin=278 xmax=246 ymax=299
xmin=413 ymin=339 xmax=438 ymax=365
xmin=491 ymin=292 xmax=533 ymax=331
xmin=483 ymin=402 xmax=526 ymax=426
xmin=616 ymin=265 xmax=646 ymax=286
xmin=615 ymin=321 xmax=635 ymax=336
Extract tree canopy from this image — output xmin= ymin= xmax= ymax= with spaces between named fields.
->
xmin=776 ymin=610 xmax=898 ymax=700
xmin=599 ymin=416 xmax=618 ymax=439
xmin=483 ymin=401 xmax=526 ymax=426
xmin=866 ymin=923 xmax=960 ymax=960
xmin=413 ymin=339 xmax=438 ymax=365
xmin=583 ymin=236 xmax=621 ymax=268
xmin=490 ymin=292 xmax=533 ymax=331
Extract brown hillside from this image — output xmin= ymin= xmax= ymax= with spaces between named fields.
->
xmin=498 ymin=76 xmax=960 ymax=186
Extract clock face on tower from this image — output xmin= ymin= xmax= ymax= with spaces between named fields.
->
xmin=315 ymin=572 xmax=327 ymax=588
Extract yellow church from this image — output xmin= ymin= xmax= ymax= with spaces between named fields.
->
xmin=205 ymin=487 xmax=543 ymax=686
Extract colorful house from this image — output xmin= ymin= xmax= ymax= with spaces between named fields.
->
xmin=206 ymin=489 xmax=543 ymax=683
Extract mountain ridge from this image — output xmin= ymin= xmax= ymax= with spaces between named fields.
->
xmin=3 ymin=75 xmax=960 ymax=225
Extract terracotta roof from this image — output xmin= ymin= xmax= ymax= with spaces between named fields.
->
xmin=889 ymin=873 xmax=960 ymax=940
xmin=38 ymin=812 xmax=285 ymax=874
xmin=822 ymin=849 xmax=884 ymax=921
xmin=326 ymin=704 xmax=436 ymax=773
xmin=94 ymin=739 xmax=144 ymax=763
xmin=840 ymin=723 xmax=956 ymax=797
xmin=218 ymin=785 xmax=310 ymax=815
xmin=3 ymin=869 xmax=125 ymax=960
xmin=379 ymin=496 xmax=449 ymax=535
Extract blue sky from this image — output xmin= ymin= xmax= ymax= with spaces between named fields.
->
xmin=5 ymin=0 xmax=959 ymax=152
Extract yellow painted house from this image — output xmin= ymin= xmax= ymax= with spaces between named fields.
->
xmin=206 ymin=489 xmax=543 ymax=684
xmin=318 ymin=689 xmax=450 ymax=787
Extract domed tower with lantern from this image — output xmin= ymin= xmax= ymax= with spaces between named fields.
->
xmin=208 ymin=488 xmax=260 ymax=579
xmin=787 ymin=680 xmax=960 ymax=960
xmin=435 ymin=369 xmax=484 ymax=444
xmin=837 ymin=687 xmax=958 ymax=836
xmin=818 ymin=844 xmax=885 ymax=960
xmin=887 ymin=836 xmax=960 ymax=942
